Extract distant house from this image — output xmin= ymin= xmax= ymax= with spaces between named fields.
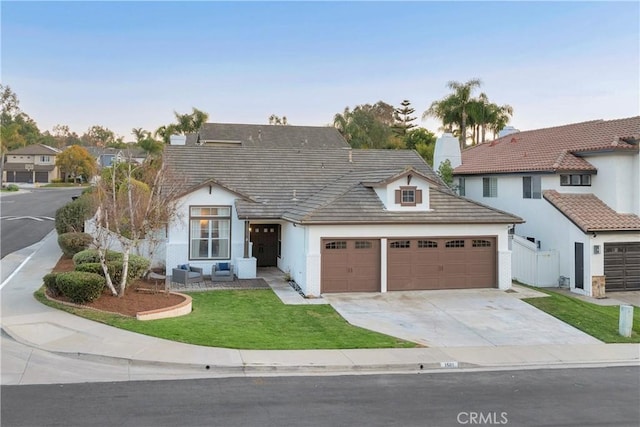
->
xmin=451 ymin=117 xmax=640 ymax=295
xmin=2 ymin=144 xmax=62 ymax=184
xmin=157 ymin=123 xmax=522 ymax=296
xmin=85 ymin=146 xmax=148 ymax=169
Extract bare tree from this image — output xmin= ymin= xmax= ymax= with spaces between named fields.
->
xmin=91 ymin=154 xmax=185 ymax=296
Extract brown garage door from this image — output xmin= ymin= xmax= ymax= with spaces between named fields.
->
xmin=35 ymin=171 xmax=49 ymax=183
xmin=321 ymin=239 xmax=380 ymax=293
xmin=388 ymin=237 xmax=497 ymax=291
xmin=605 ymin=242 xmax=640 ymax=291
xmin=6 ymin=171 xmax=32 ymax=183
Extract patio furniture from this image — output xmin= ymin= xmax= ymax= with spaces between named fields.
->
xmin=172 ymin=264 xmax=204 ymax=288
xmin=212 ymin=262 xmax=234 ymax=282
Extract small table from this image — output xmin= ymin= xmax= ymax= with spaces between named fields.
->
xmin=148 ymin=272 xmax=167 ymax=294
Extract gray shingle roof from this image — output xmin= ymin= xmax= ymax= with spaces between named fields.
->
xmin=7 ymin=144 xmax=61 ymax=156
xmin=164 ymin=145 xmax=522 ymax=225
xmin=184 ymin=123 xmax=349 ymax=149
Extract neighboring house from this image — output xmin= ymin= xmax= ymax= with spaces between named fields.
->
xmin=161 ymin=123 xmax=522 ymax=296
xmin=85 ymin=146 xmax=148 ymax=169
xmin=2 ymin=144 xmax=62 ymax=183
xmin=452 ymin=117 xmax=640 ymax=296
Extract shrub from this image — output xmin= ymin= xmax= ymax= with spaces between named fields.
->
xmin=6 ymin=184 xmax=19 ymax=191
xmin=58 ymin=232 xmax=93 ymax=257
xmin=73 ymin=249 xmax=122 ymax=266
xmin=43 ymin=273 xmax=61 ymax=296
xmin=128 ymin=255 xmax=150 ymax=279
xmin=55 ymin=271 xmax=105 ymax=303
xmin=74 ymin=254 xmax=149 ymax=285
xmin=55 ymin=196 xmax=94 ymax=234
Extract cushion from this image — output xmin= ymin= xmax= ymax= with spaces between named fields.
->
xmin=178 ymin=264 xmax=189 ymax=270
xmin=218 ymin=262 xmax=229 ymax=271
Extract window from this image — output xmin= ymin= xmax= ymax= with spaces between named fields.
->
xmin=418 ymin=240 xmax=438 ymax=248
xmin=472 ymin=240 xmax=492 ymax=247
xmin=560 ymin=174 xmax=591 ymax=186
xmin=189 ymin=206 xmax=231 ymax=259
xmin=395 ymin=186 xmax=422 ymax=206
xmin=389 ymin=240 xmax=411 ymax=249
xmin=355 ymin=241 xmax=372 ymax=249
xmin=522 ymin=176 xmax=541 ymax=199
xmin=445 ymin=240 xmax=465 ymax=248
xmin=40 ymin=155 xmax=51 ymax=163
xmin=325 ymin=241 xmax=347 ymax=250
xmin=482 ymin=177 xmax=498 ymax=197
xmin=458 ymin=177 xmax=466 ymax=196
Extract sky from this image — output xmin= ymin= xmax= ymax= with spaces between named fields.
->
xmin=1 ymin=1 xmax=639 ymax=141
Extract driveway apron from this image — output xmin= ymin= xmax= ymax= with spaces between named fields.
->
xmin=324 ymin=289 xmax=601 ymax=347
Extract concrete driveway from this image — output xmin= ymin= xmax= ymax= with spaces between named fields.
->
xmin=324 ymin=287 xmax=602 ymax=347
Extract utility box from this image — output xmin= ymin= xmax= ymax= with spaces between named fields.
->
xmin=619 ymin=305 xmax=634 ymax=338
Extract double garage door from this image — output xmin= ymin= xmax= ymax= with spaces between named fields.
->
xmin=605 ymin=242 xmax=640 ymax=291
xmin=321 ymin=237 xmax=497 ymax=293
xmin=4 ymin=171 xmax=48 ymax=183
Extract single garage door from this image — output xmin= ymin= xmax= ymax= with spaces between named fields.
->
xmin=321 ymin=239 xmax=380 ymax=293
xmin=388 ymin=237 xmax=497 ymax=290
xmin=605 ymin=242 xmax=640 ymax=291
xmin=35 ymin=171 xmax=49 ymax=183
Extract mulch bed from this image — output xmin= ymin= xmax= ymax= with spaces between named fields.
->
xmin=48 ymin=257 xmax=185 ymax=317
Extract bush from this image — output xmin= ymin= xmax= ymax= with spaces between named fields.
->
xmin=6 ymin=184 xmax=19 ymax=191
xmin=74 ymin=254 xmax=150 ymax=285
xmin=43 ymin=273 xmax=61 ymax=296
xmin=55 ymin=196 xmax=94 ymax=234
xmin=58 ymin=232 xmax=93 ymax=257
xmin=55 ymin=271 xmax=105 ymax=303
xmin=51 ymin=178 xmax=63 ymax=184
xmin=73 ymin=249 xmax=122 ymax=266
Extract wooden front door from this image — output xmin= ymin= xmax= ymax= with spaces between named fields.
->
xmin=251 ymin=224 xmax=279 ymax=267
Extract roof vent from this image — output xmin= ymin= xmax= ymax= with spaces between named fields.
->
xmin=258 ymin=129 xmax=262 ymax=142
xmin=348 ymin=150 xmax=353 ymax=163
xmin=291 ymin=189 xmax=298 ymax=201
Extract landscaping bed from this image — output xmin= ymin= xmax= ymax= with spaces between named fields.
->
xmin=47 ymin=256 xmax=184 ymax=317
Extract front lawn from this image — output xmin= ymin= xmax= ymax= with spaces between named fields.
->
xmin=523 ymin=289 xmax=640 ymax=343
xmin=35 ymin=288 xmax=417 ymax=350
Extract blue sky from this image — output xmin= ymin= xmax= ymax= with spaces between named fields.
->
xmin=2 ymin=1 xmax=638 ymax=141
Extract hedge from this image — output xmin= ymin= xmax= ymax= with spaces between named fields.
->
xmin=58 ymin=232 xmax=93 ymax=257
xmin=73 ymin=249 xmax=122 ymax=266
xmin=54 ymin=196 xmax=94 ymax=234
xmin=43 ymin=273 xmax=61 ymax=296
xmin=74 ymin=251 xmax=150 ymax=284
xmin=55 ymin=271 xmax=106 ymax=303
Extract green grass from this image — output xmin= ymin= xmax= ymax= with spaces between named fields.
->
xmin=34 ymin=288 xmax=416 ymax=350
xmin=523 ymin=288 xmax=640 ymax=343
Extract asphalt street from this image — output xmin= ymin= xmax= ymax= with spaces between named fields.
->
xmin=0 ymin=187 xmax=81 ymax=258
xmin=2 ymin=367 xmax=639 ymax=427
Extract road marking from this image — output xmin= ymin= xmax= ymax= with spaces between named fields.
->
xmin=0 ymin=216 xmax=52 ymax=221
xmin=0 ymin=251 xmax=36 ymax=290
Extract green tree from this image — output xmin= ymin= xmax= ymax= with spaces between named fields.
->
xmin=56 ymin=145 xmax=98 ymax=183
xmin=392 ymin=100 xmax=417 ymax=137
xmin=423 ymin=79 xmax=482 ymax=148
xmin=403 ymin=127 xmax=436 ymax=150
xmin=82 ymin=125 xmax=118 ymax=147
xmin=333 ymin=102 xmax=395 ymax=149
xmin=466 ymin=94 xmax=514 ymax=144
xmin=156 ymin=107 xmax=210 ymax=143
xmin=437 ymin=159 xmax=454 ymax=188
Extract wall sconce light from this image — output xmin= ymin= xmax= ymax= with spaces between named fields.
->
xmin=593 ymin=245 xmax=601 ymax=255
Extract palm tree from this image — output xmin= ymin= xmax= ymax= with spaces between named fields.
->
xmin=131 ymin=128 xmax=146 ymax=143
xmin=486 ymin=103 xmax=514 ymax=140
xmin=423 ymin=79 xmax=482 ymax=147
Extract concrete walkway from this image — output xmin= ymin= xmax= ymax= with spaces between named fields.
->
xmin=1 ymin=231 xmax=639 ymax=385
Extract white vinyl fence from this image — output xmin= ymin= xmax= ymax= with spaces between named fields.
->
xmin=511 ymin=235 xmax=559 ymax=287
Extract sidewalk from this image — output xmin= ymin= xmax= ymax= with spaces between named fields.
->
xmin=2 ymin=231 xmax=639 ymax=384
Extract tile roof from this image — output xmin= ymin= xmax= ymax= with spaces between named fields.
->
xmin=543 ymin=190 xmax=640 ymax=232
xmin=164 ymin=145 xmax=523 ymax=225
xmin=455 ymin=117 xmax=640 ymax=175
xmin=7 ymin=144 xmax=61 ymax=156
xmin=184 ymin=123 xmax=349 ymax=149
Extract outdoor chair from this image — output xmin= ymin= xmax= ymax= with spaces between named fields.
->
xmin=171 ymin=264 xmax=205 ymax=287
xmin=211 ymin=262 xmax=234 ymax=282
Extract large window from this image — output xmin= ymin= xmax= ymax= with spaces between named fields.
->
xmin=482 ymin=177 xmax=498 ymax=198
xmin=522 ymin=176 xmax=541 ymax=199
xmin=190 ymin=206 xmax=231 ymax=259
xmin=560 ymin=174 xmax=591 ymax=186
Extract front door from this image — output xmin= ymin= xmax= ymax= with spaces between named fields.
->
xmin=251 ymin=224 xmax=279 ymax=267
xmin=575 ymin=242 xmax=584 ymax=289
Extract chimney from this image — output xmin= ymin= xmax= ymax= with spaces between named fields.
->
xmin=169 ymin=135 xmax=187 ymax=145
xmin=433 ymin=132 xmax=461 ymax=171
